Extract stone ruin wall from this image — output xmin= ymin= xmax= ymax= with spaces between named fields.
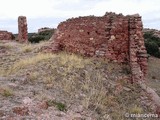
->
xmin=52 ymin=13 xmax=129 ymax=63
xmin=129 ymin=16 xmax=147 ymax=82
xmin=18 ymin=16 xmax=28 ymax=42
xmin=51 ymin=12 xmax=148 ymax=82
xmin=0 ymin=31 xmax=14 ymax=40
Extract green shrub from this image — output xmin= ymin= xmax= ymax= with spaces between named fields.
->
xmin=145 ymin=42 xmax=160 ymax=58
xmin=28 ymin=35 xmax=45 ymax=43
xmin=144 ymin=32 xmax=160 ymax=47
xmin=28 ymin=29 xmax=54 ymax=43
xmin=144 ymin=32 xmax=154 ymax=39
xmin=144 ymin=32 xmax=160 ymax=58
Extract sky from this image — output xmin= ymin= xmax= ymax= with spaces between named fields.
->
xmin=0 ymin=0 xmax=160 ymax=33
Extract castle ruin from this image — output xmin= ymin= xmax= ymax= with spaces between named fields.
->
xmin=51 ymin=12 xmax=148 ymax=82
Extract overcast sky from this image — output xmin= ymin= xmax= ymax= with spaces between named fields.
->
xmin=0 ymin=0 xmax=160 ymax=33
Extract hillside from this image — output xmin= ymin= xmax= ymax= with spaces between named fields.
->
xmin=0 ymin=40 xmax=159 ymax=119
xmin=143 ymin=29 xmax=160 ymax=96
xmin=147 ymin=57 xmax=160 ymax=96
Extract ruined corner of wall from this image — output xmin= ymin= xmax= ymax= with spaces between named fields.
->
xmin=50 ymin=12 xmax=148 ymax=83
xmin=128 ymin=14 xmax=148 ymax=82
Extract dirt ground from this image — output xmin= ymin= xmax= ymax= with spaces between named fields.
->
xmin=0 ymin=40 xmax=159 ymax=120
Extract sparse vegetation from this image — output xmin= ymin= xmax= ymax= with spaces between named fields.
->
xmin=129 ymin=105 xmax=143 ymax=114
xmin=47 ymin=100 xmax=67 ymax=111
xmin=28 ymin=71 xmax=39 ymax=81
xmin=21 ymin=44 xmax=33 ymax=53
xmin=0 ymin=87 xmax=13 ymax=97
xmin=7 ymin=53 xmax=55 ymax=74
xmin=147 ymin=57 xmax=160 ymax=96
xmin=0 ymin=40 xmax=159 ymax=119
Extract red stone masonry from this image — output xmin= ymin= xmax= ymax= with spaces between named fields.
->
xmin=51 ymin=12 xmax=148 ymax=82
xmin=0 ymin=31 xmax=14 ymax=40
xmin=18 ymin=16 xmax=28 ymax=42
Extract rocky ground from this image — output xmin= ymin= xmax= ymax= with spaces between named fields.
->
xmin=0 ymin=40 xmax=159 ymax=120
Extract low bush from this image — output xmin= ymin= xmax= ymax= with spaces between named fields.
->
xmin=144 ymin=32 xmax=160 ymax=58
xmin=28 ymin=35 xmax=45 ymax=43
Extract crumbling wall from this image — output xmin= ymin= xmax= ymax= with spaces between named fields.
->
xmin=129 ymin=15 xmax=147 ymax=82
xmin=0 ymin=31 xmax=14 ymax=40
xmin=18 ymin=16 xmax=28 ymax=42
xmin=51 ymin=12 xmax=148 ymax=82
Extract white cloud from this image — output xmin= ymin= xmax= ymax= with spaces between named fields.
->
xmin=0 ymin=0 xmax=54 ymax=19
xmin=0 ymin=0 xmax=160 ymax=33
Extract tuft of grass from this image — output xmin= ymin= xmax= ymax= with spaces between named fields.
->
xmin=0 ymin=70 xmax=6 ymax=76
xmin=0 ymin=44 xmax=12 ymax=50
xmin=57 ymin=52 xmax=91 ymax=69
xmin=81 ymin=71 xmax=118 ymax=115
xmin=47 ymin=100 xmax=67 ymax=111
xmin=21 ymin=44 xmax=33 ymax=53
xmin=129 ymin=105 xmax=143 ymax=114
xmin=7 ymin=53 xmax=55 ymax=75
xmin=28 ymin=72 xmax=39 ymax=81
xmin=0 ymin=87 xmax=13 ymax=97
xmin=43 ymin=76 xmax=53 ymax=84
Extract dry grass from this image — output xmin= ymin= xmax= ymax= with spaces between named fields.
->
xmin=0 ymin=70 xmax=6 ymax=76
xmin=147 ymin=57 xmax=160 ymax=80
xmin=147 ymin=57 xmax=160 ymax=95
xmin=6 ymin=53 xmax=55 ymax=75
xmin=129 ymin=105 xmax=143 ymax=114
xmin=0 ymin=44 xmax=12 ymax=50
xmin=29 ymin=54 xmax=143 ymax=119
xmin=21 ymin=44 xmax=33 ymax=53
xmin=21 ymin=40 xmax=50 ymax=53
xmin=0 ymin=87 xmax=13 ymax=97
xmin=27 ymin=71 xmax=39 ymax=81
xmin=57 ymin=52 xmax=91 ymax=69
xmin=5 ymin=51 xmax=144 ymax=119
xmin=0 ymin=40 xmax=155 ymax=119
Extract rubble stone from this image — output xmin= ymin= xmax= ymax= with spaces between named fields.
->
xmin=0 ymin=31 xmax=14 ymax=40
xmin=12 ymin=106 xmax=29 ymax=116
